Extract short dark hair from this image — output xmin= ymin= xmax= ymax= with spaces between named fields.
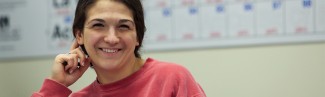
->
xmin=72 ymin=0 xmax=146 ymax=58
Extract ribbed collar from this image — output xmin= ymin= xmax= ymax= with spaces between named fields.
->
xmin=92 ymin=58 xmax=155 ymax=91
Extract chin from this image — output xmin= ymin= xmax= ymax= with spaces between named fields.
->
xmin=95 ymin=61 xmax=120 ymax=69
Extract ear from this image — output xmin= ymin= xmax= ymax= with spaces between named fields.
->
xmin=136 ymin=35 xmax=140 ymax=46
xmin=136 ymin=41 xmax=139 ymax=46
xmin=75 ymin=30 xmax=84 ymax=45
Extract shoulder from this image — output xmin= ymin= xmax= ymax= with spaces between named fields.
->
xmin=146 ymin=58 xmax=206 ymax=97
xmin=146 ymin=58 xmax=189 ymax=71
xmin=145 ymin=58 xmax=193 ymax=79
xmin=71 ymin=81 xmax=97 ymax=96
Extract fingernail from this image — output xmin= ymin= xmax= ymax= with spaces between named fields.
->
xmin=69 ymin=70 xmax=73 ymax=74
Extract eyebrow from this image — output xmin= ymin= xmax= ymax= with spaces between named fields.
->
xmin=119 ymin=19 xmax=135 ymax=26
xmin=87 ymin=18 xmax=105 ymax=24
xmin=87 ymin=18 xmax=134 ymax=25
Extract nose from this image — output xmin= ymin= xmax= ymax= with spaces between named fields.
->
xmin=104 ymin=28 xmax=119 ymax=45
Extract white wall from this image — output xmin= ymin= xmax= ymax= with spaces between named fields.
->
xmin=0 ymin=42 xmax=325 ymax=97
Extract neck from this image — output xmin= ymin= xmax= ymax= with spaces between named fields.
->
xmin=95 ymin=57 xmax=144 ymax=85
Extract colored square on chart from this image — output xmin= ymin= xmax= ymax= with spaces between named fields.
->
xmin=273 ymin=0 xmax=281 ymax=10
xmin=303 ymin=0 xmax=311 ymax=8
xmin=163 ymin=8 xmax=171 ymax=17
xmin=244 ymin=3 xmax=253 ymax=11
xmin=216 ymin=4 xmax=224 ymax=13
xmin=189 ymin=7 xmax=198 ymax=15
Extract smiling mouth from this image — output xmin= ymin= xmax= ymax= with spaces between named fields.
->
xmin=100 ymin=48 xmax=121 ymax=53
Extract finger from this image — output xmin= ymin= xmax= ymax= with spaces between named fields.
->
xmin=75 ymin=47 xmax=86 ymax=66
xmin=70 ymin=40 xmax=79 ymax=50
xmin=64 ymin=54 xmax=76 ymax=71
xmin=78 ymin=58 xmax=91 ymax=75
xmin=54 ymin=54 xmax=69 ymax=70
xmin=56 ymin=54 xmax=67 ymax=65
xmin=68 ymin=54 xmax=79 ymax=74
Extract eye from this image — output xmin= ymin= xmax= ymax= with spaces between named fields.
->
xmin=92 ymin=23 xmax=104 ymax=28
xmin=118 ymin=24 xmax=130 ymax=30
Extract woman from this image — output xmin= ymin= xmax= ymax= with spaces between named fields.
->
xmin=32 ymin=0 xmax=206 ymax=97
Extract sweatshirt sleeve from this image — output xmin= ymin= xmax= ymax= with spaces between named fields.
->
xmin=172 ymin=65 xmax=206 ymax=97
xmin=31 ymin=79 xmax=72 ymax=97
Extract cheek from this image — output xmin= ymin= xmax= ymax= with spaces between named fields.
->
xmin=83 ymin=32 xmax=101 ymax=46
xmin=129 ymin=33 xmax=139 ymax=46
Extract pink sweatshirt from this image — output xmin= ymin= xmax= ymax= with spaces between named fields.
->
xmin=32 ymin=58 xmax=206 ymax=97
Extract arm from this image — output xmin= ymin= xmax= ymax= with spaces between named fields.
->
xmin=173 ymin=65 xmax=206 ymax=97
xmin=31 ymin=40 xmax=91 ymax=97
xmin=31 ymin=79 xmax=72 ymax=97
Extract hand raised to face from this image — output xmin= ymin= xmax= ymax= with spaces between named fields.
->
xmin=49 ymin=40 xmax=92 ymax=87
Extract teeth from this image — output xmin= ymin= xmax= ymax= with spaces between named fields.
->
xmin=102 ymin=49 xmax=118 ymax=53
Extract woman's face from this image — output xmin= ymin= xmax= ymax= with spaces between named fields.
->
xmin=77 ymin=0 xmax=138 ymax=70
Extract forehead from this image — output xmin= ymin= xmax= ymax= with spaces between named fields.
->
xmin=86 ymin=0 xmax=133 ymax=21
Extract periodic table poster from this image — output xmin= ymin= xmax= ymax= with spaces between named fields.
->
xmin=0 ymin=0 xmax=325 ymax=59
xmin=0 ymin=0 xmax=77 ymax=59
xmin=142 ymin=0 xmax=325 ymax=51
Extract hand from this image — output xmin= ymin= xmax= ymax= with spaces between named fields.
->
xmin=49 ymin=40 xmax=91 ymax=87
